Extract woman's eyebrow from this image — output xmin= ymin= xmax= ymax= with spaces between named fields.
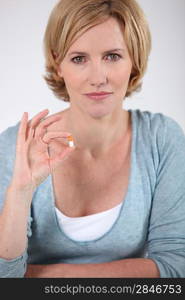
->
xmin=68 ymin=48 xmax=125 ymax=56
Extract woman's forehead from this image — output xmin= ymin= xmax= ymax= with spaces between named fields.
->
xmin=67 ymin=18 xmax=126 ymax=53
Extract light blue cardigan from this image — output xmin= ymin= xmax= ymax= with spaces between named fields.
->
xmin=0 ymin=109 xmax=185 ymax=278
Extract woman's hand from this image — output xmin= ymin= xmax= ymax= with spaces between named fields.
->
xmin=11 ymin=109 xmax=75 ymax=191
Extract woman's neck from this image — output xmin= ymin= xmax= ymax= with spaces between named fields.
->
xmin=65 ymin=107 xmax=130 ymax=159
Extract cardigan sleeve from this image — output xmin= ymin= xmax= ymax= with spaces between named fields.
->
xmin=146 ymin=115 xmax=185 ymax=277
xmin=0 ymin=124 xmax=32 ymax=278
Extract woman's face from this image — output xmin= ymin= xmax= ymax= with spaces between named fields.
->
xmin=58 ymin=17 xmax=132 ymax=119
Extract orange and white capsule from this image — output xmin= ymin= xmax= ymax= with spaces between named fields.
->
xmin=67 ymin=135 xmax=75 ymax=148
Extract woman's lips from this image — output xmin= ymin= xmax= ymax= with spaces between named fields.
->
xmin=84 ymin=92 xmax=113 ymax=100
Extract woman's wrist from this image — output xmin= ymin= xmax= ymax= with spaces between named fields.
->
xmin=5 ymin=182 xmax=35 ymax=209
xmin=8 ymin=180 xmax=36 ymax=195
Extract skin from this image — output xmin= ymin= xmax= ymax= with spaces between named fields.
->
xmin=0 ymin=110 xmax=75 ymax=261
xmin=57 ymin=17 xmax=132 ymax=158
xmin=24 ymin=17 xmax=160 ymax=277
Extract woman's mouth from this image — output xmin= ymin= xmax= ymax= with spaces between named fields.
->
xmin=83 ymin=92 xmax=113 ymax=100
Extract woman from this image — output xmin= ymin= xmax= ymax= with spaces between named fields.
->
xmin=0 ymin=0 xmax=185 ymax=278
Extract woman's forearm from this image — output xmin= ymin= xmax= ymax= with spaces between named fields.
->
xmin=25 ymin=258 xmax=160 ymax=278
xmin=0 ymin=184 xmax=33 ymax=260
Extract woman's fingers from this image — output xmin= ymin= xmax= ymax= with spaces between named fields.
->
xmin=26 ymin=110 xmax=62 ymax=144
xmin=50 ymin=146 xmax=75 ymax=170
xmin=28 ymin=109 xmax=49 ymax=128
xmin=42 ymin=131 xmax=72 ymax=144
xmin=13 ymin=110 xmax=76 ymax=189
xmin=16 ymin=112 xmax=28 ymax=150
xmin=26 ymin=109 xmax=50 ymax=141
xmin=34 ymin=114 xmax=62 ymax=139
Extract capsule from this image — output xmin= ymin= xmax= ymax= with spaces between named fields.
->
xmin=67 ymin=135 xmax=75 ymax=148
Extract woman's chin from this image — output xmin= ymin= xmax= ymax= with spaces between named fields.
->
xmin=87 ymin=108 xmax=112 ymax=119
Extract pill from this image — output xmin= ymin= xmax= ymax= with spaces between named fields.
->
xmin=67 ymin=135 xmax=75 ymax=147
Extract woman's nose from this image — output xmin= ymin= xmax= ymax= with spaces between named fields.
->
xmin=88 ymin=62 xmax=108 ymax=87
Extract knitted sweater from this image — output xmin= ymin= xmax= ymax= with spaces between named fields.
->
xmin=0 ymin=109 xmax=185 ymax=278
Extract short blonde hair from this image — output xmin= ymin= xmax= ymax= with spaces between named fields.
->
xmin=44 ymin=0 xmax=151 ymax=101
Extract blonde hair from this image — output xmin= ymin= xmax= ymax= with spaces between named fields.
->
xmin=44 ymin=0 xmax=151 ymax=101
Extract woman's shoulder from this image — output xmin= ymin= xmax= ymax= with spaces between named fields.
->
xmin=0 ymin=122 xmax=20 ymax=141
xmin=0 ymin=122 xmax=20 ymax=211
xmin=131 ymin=109 xmax=185 ymax=139
xmin=132 ymin=108 xmax=180 ymax=125
xmin=0 ymin=122 xmax=20 ymax=157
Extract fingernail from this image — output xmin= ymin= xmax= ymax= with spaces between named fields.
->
xmin=23 ymin=112 xmax=27 ymax=118
xmin=40 ymin=109 xmax=49 ymax=114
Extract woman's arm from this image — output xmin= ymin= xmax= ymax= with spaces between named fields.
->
xmin=0 ymin=110 xmax=75 ymax=277
xmin=0 ymin=185 xmax=33 ymax=260
xmin=25 ymin=258 xmax=160 ymax=278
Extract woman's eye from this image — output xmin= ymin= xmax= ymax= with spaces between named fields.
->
xmin=71 ymin=56 xmax=85 ymax=64
xmin=71 ymin=53 xmax=121 ymax=64
xmin=105 ymin=53 xmax=121 ymax=61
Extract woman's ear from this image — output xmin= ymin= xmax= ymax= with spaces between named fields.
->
xmin=51 ymin=50 xmax=63 ymax=78
xmin=52 ymin=50 xmax=58 ymax=61
xmin=57 ymin=65 xmax=63 ymax=78
xmin=51 ymin=50 xmax=62 ymax=77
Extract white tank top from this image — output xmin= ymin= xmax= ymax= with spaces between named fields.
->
xmin=55 ymin=202 xmax=122 ymax=241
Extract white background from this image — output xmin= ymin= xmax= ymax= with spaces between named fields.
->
xmin=0 ymin=0 xmax=184 ymax=134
